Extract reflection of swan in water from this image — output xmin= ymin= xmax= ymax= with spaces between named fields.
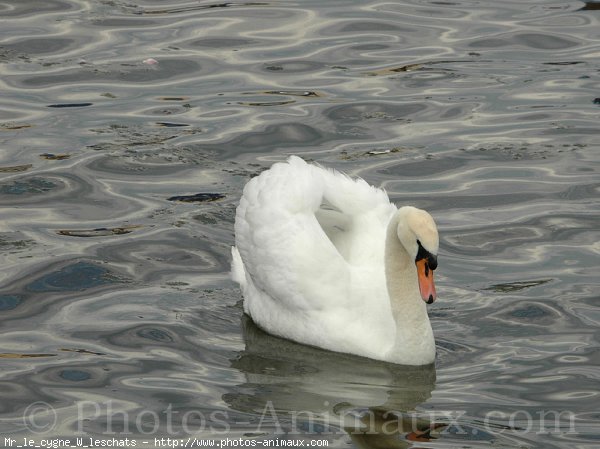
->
xmin=224 ymin=316 xmax=444 ymax=448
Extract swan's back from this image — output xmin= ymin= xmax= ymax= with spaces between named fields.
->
xmin=232 ymin=157 xmax=397 ymax=355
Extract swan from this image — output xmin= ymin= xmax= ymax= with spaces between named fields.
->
xmin=231 ymin=156 xmax=439 ymax=365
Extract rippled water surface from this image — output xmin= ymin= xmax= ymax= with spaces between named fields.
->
xmin=1 ymin=0 xmax=599 ymax=447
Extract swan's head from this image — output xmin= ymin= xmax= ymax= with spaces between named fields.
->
xmin=396 ymin=206 xmax=439 ymax=304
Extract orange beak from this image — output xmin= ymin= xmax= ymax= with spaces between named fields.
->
xmin=416 ymin=259 xmax=436 ymax=304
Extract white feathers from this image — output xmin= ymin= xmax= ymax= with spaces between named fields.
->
xmin=232 ymin=156 xmax=439 ymax=365
xmin=230 ymin=246 xmax=245 ymax=286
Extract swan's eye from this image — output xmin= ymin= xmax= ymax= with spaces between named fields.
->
xmin=416 ymin=240 xmax=437 ymax=270
xmin=428 ymin=254 xmax=438 ymax=270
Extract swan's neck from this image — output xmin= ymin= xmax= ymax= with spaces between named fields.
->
xmin=384 ymin=214 xmax=435 ymax=364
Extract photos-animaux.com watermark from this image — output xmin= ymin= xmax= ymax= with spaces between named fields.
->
xmin=18 ymin=400 xmax=579 ymax=437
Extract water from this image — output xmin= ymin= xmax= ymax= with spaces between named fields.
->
xmin=0 ymin=0 xmax=598 ymax=447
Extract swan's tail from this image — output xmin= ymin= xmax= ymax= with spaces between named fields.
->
xmin=230 ymin=246 xmax=246 ymax=287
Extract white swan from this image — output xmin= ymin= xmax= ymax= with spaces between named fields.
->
xmin=231 ymin=156 xmax=439 ymax=365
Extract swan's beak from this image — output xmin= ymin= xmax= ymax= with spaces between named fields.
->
xmin=416 ymin=259 xmax=436 ymax=304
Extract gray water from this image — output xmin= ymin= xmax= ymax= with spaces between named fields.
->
xmin=0 ymin=0 xmax=599 ymax=448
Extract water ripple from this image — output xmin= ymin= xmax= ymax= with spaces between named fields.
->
xmin=1 ymin=0 xmax=598 ymax=447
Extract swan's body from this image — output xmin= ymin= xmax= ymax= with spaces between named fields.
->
xmin=232 ymin=156 xmax=439 ymax=365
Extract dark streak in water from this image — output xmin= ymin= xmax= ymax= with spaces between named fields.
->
xmin=60 ymin=348 xmax=107 ymax=356
xmin=47 ymin=103 xmax=93 ymax=108
xmin=0 ymin=123 xmax=32 ymax=130
xmin=0 ymin=164 xmax=32 ymax=172
xmin=262 ymin=90 xmax=322 ymax=97
xmin=543 ymin=61 xmax=583 ymax=65
xmin=40 ymin=153 xmax=70 ymax=160
xmin=140 ymin=2 xmax=269 ymax=15
xmin=57 ymin=225 xmax=142 ymax=237
xmin=167 ymin=193 xmax=225 ymax=202
xmin=369 ymin=63 xmax=423 ymax=75
xmin=0 ymin=353 xmax=57 ymax=358
xmin=485 ymin=279 xmax=553 ymax=293
xmin=238 ymin=100 xmax=295 ymax=106
xmin=156 ymin=122 xmax=190 ymax=127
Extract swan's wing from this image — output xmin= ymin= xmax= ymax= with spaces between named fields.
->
xmin=314 ymin=160 xmax=396 ymax=266
xmin=234 ymin=156 xmax=395 ymax=315
xmin=234 ymin=157 xmax=346 ymax=313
